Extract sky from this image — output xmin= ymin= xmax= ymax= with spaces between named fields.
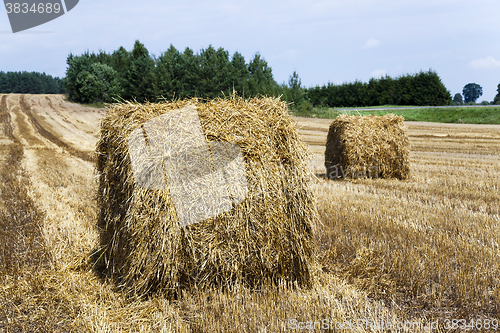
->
xmin=1 ymin=0 xmax=499 ymax=101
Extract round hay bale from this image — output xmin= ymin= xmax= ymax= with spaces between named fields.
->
xmin=94 ymin=96 xmax=317 ymax=297
xmin=325 ymin=114 xmax=410 ymax=180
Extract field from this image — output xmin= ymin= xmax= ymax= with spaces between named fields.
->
xmin=293 ymin=105 xmax=500 ymax=124
xmin=1 ymin=94 xmax=499 ymax=332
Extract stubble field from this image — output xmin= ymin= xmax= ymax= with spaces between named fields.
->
xmin=0 ymin=94 xmax=499 ymax=332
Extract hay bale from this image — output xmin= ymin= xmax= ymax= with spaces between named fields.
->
xmin=325 ymin=114 xmax=410 ymax=180
xmin=94 ymin=96 xmax=317 ymax=297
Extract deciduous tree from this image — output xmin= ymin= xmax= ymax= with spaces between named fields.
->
xmin=453 ymin=93 xmax=463 ymax=105
xmin=75 ymin=63 xmax=120 ymax=103
xmin=462 ymin=83 xmax=483 ymax=104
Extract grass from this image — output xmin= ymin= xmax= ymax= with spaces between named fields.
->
xmin=335 ymin=105 xmax=415 ymax=109
xmin=1 ymin=93 xmax=500 ymax=332
xmin=292 ymin=105 xmax=500 ymax=124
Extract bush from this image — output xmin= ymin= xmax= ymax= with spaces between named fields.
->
xmin=297 ymin=101 xmax=313 ymax=113
xmin=452 ymin=93 xmax=463 ymax=105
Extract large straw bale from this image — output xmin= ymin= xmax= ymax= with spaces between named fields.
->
xmin=94 ymin=96 xmax=317 ymax=297
xmin=325 ymin=114 xmax=410 ymax=180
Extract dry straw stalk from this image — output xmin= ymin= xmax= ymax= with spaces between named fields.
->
xmin=325 ymin=114 xmax=410 ymax=180
xmin=94 ymin=96 xmax=318 ymax=298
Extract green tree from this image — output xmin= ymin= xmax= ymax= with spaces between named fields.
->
xmin=377 ymin=75 xmax=396 ymax=105
xmin=247 ymin=53 xmax=275 ymax=96
xmin=76 ymin=63 xmax=121 ymax=103
xmin=453 ymin=93 xmax=463 ymax=105
xmin=0 ymin=71 xmax=64 ymax=94
xmin=198 ymin=45 xmax=231 ymax=98
xmin=156 ymin=45 xmax=187 ymax=100
xmin=306 ymin=70 xmax=450 ymax=108
xmin=110 ymin=46 xmax=131 ymax=92
xmin=288 ymin=71 xmax=306 ymax=107
xmin=411 ymin=71 xmax=451 ymax=106
xmin=63 ymin=43 xmax=297 ymax=103
xmin=17 ymin=72 xmax=31 ymax=93
xmin=63 ymin=53 xmax=93 ymax=102
xmin=493 ymin=84 xmax=500 ymax=105
xmin=228 ymin=52 xmax=249 ymax=96
xmin=0 ymin=72 xmax=9 ymax=92
xmin=122 ymin=40 xmax=157 ymax=102
xmin=395 ymin=75 xmax=413 ymax=105
xmin=181 ymin=47 xmax=200 ymax=97
xmin=462 ymin=83 xmax=483 ymax=104
xmin=305 ymin=85 xmax=322 ymax=107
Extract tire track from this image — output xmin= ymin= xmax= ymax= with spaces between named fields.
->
xmin=20 ymin=95 xmax=95 ymax=163
xmin=0 ymin=94 xmax=87 ymax=331
xmin=0 ymin=95 xmax=50 ymax=276
xmin=0 ymin=95 xmax=13 ymax=139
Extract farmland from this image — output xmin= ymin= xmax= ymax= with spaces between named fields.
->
xmin=1 ymin=94 xmax=499 ymax=332
xmin=292 ymin=105 xmax=500 ymax=124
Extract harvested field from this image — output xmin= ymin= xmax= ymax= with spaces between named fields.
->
xmin=0 ymin=94 xmax=499 ymax=331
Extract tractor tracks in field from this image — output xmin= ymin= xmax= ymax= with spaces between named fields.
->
xmin=19 ymin=95 xmax=95 ymax=163
xmin=0 ymin=95 xmax=14 ymax=139
xmin=0 ymin=95 xmax=50 ymax=275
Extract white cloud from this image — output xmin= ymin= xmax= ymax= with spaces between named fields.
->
xmin=469 ymin=56 xmax=500 ymax=69
xmin=370 ymin=69 xmax=387 ymax=78
xmin=363 ymin=38 xmax=381 ymax=49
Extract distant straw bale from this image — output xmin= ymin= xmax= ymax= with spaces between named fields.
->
xmin=94 ymin=96 xmax=317 ymax=298
xmin=325 ymin=114 xmax=410 ymax=180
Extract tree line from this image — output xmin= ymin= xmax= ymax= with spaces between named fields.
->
xmin=62 ymin=40 xmax=454 ymax=109
xmin=0 ymin=71 xmax=65 ymax=94
xmin=63 ymin=40 xmax=287 ymax=105
xmin=307 ymin=71 xmax=452 ymax=107
xmin=453 ymin=83 xmax=500 ymax=105
xmin=6 ymin=39 xmax=499 ymax=108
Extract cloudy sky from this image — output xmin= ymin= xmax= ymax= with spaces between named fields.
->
xmin=1 ymin=0 xmax=499 ymax=101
